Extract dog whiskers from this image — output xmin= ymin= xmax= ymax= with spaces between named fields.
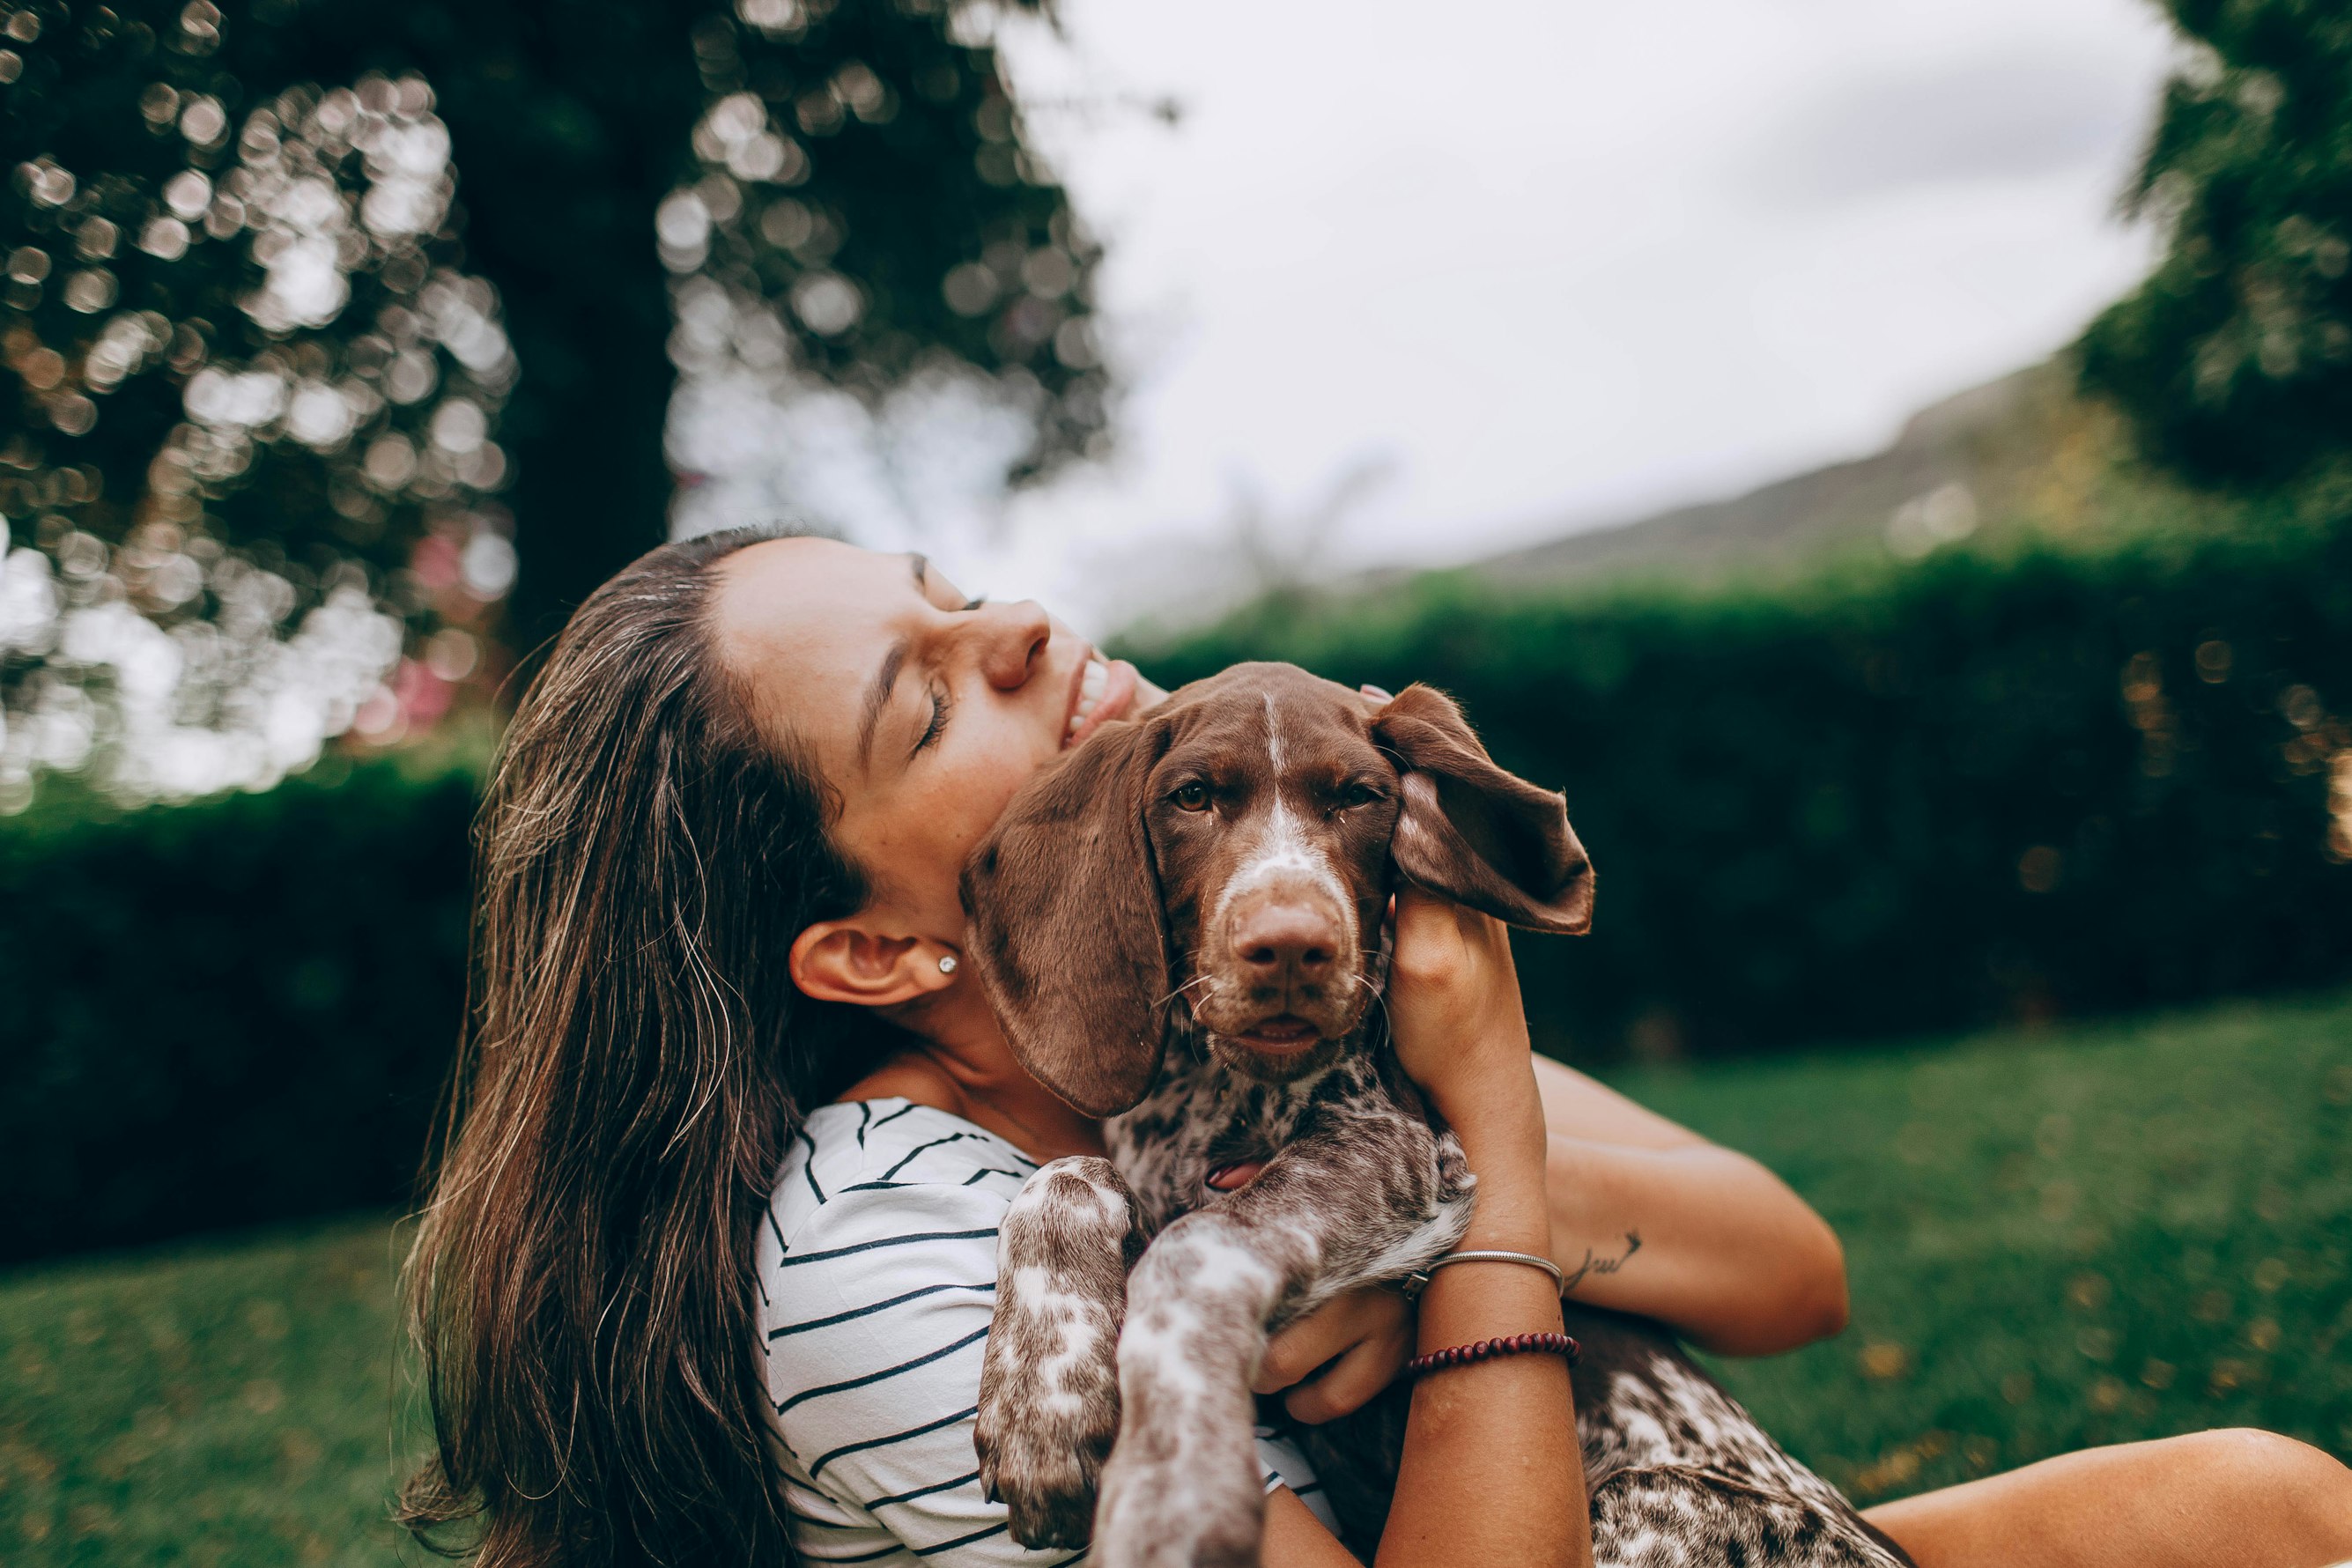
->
xmin=1153 ymin=973 xmax=1218 ymax=1011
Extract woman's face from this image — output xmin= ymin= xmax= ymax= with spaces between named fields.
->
xmin=711 ymin=536 xmax=1147 ymax=947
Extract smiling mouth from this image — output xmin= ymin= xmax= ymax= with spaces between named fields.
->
xmin=1232 ymin=1016 xmax=1325 ymax=1054
xmin=1062 ymin=653 xmax=1139 ymax=750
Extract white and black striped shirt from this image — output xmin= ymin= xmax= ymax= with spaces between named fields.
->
xmin=756 ymin=1098 xmax=1333 ymax=1565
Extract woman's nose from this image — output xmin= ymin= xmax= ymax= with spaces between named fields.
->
xmin=975 ymin=599 xmax=1051 ymax=690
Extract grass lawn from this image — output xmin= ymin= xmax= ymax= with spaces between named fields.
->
xmin=0 ymin=1217 xmax=421 ymax=1565
xmin=1633 ymin=989 xmax=2352 ymax=1505
xmin=4 ymin=990 xmax=2348 ymax=1562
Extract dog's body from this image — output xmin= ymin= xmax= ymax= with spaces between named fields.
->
xmin=963 ymin=664 xmax=1910 ymax=1568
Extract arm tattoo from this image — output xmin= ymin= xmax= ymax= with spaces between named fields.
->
xmin=1562 ymin=1230 xmax=1642 ymax=1294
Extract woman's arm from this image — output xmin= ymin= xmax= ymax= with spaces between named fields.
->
xmin=1254 ymin=1055 xmax=1851 ymax=1424
xmin=1533 ymin=1057 xmax=1849 ymax=1356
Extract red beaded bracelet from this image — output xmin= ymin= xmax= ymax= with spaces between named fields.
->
xmin=1403 ymin=1331 xmax=1581 ymax=1380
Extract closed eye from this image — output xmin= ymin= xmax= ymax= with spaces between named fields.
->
xmin=913 ymin=685 xmax=952 ymax=755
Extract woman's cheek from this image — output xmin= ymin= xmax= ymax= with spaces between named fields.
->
xmin=913 ymin=753 xmax=1027 ymax=896
xmin=955 ymin=728 xmax=1048 ymax=839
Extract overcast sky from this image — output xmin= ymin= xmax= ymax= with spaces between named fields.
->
xmin=679 ymin=0 xmax=2182 ymax=632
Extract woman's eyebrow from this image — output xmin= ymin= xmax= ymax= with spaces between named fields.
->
xmin=854 ymin=555 xmax=935 ymax=769
xmin=857 ymin=638 xmax=912 ymax=772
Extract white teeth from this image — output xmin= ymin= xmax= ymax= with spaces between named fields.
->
xmin=1068 ymin=657 xmax=1108 ymax=736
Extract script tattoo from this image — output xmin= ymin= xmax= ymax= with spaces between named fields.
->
xmin=1562 ymin=1230 xmax=1643 ymax=1294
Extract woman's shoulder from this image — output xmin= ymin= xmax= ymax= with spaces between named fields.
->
xmin=757 ymin=1099 xmax=1037 ymax=1332
xmin=771 ymin=1098 xmax=1037 ymax=1224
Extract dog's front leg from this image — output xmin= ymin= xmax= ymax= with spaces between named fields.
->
xmin=1092 ymin=1208 xmax=1295 ymax=1568
xmin=976 ymin=1156 xmax=1145 ymax=1549
xmin=1093 ymin=1120 xmax=1458 ymax=1568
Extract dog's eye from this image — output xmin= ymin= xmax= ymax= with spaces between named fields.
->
xmin=1170 ymin=780 xmax=1214 ymax=812
xmin=1335 ymin=782 xmax=1386 ymax=810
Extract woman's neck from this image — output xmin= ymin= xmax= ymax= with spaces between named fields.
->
xmin=838 ymin=983 xmax=1106 ymax=1163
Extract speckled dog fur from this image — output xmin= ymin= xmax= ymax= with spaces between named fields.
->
xmin=964 ymin=664 xmax=1911 ymax=1568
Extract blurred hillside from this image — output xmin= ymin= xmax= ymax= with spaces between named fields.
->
xmin=1451 ymin=362 xmax=2243 ymax=594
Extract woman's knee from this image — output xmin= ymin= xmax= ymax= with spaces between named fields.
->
xmin=2176 ymin=1426 xmax=2342 ymax=1484
xmin=2167 ymin=1429 xmax=2352 ymax=1546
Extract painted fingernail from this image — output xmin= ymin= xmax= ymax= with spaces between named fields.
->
xmin=1360 ymin=684 xmax=1393 ymax=701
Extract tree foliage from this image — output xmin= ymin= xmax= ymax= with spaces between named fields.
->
xmin=2080 ymin=0 xmax=2352 ymax=485
xmin=0 ymin=0 xmax=1106 ymax=802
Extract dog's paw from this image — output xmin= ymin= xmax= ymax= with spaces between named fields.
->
xmin=978 ymin=1156 xmax=1136 ymax=1548
xmin=1092 ymin=1447 xmax=1263 ymax=1568
xmin=974 ymin=1385 xmax=1115 ymax=1550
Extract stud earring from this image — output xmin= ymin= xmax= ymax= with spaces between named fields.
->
xmin=937 ymin=954 xmax=958 ymax=975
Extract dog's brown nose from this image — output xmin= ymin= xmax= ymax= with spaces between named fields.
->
xmin=1230 ymin=900 xmax=1340 ymax=987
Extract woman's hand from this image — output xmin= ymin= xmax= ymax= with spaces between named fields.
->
xmin=1254 ymin=1285 xmax=1414 ymax=1423
xmin=1387 ymin=889 xmax=1546 ymax=1188
xmin=1387 ymin=890 xmax=1529 ymax=1098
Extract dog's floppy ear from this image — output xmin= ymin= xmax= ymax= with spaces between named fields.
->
xmin=961 ymin=717 xmax=1172 ymax=1117
xmin=1372 ymin=684 xmax=1594 ymax=934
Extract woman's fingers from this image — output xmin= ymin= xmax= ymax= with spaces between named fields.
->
xmin=1389 ymin=887 xmax=1471 ymax=983
xmin=1254 ymin=1286 xmax=1412 ymax=1398
xmin=1387 ymin=888 xmax=1529 ymax=1105
xmin=1390 ymin=888 xmax=1515 ymax=1002
xmin=1254 ymin=1305 xmax=1351 ymax=1394
xmin=1283 ymin=1325 xmax=1411 ymax=1424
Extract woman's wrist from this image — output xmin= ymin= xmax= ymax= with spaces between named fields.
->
xmin=1455 ymin=1142 xmax=1554 ymax=1254
xmin=1416 ymin=1187 xmax=1565 ymax=1355
xmin=1437 ymin=1063 xmax=1550 ymax=1202
xmin=1429 ymin=1066 xmax=1534 ymax=1130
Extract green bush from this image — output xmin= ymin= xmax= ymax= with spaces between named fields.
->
xmin=11 ymin=519 xmax=2352 ymax=1264
xmin=1133 ymin=525 xmax=2352 ymax=1061
xmin=0 ymin=761 xmax=475 ymax=1266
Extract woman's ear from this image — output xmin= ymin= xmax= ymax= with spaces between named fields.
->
xmin=788 ymin=921 xmax=959 ymax=1009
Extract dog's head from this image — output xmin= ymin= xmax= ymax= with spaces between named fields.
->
xmin=961 ymin=662 xmax=1593 ymax=1117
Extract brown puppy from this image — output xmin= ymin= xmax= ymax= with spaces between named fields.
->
xmin=964 ymin=662 xmax=1908 ymax=1568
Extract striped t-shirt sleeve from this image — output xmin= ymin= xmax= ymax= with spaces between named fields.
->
xmin=757 ymin=1101 xmax=1332 ymax=1566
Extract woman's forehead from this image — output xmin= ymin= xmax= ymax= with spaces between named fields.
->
xmin=716 ymin=538 xmax=905 ymax=658
xmin=712 ymin=537 xmax=916 ymax=738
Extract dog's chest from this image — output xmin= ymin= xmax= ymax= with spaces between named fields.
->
xmin=1104 ymin=1039 xmax=1392 ymax=1235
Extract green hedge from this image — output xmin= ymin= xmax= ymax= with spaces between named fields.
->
xmin=9 ymin=522 xmax=2352 ymax=1263
xmin=1132 ymin=526 xmax=2352 ymax=1062
xmin=0 ymin=762 xmax=475 ymax=1266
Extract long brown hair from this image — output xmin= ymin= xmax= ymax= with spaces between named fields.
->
xmin=400 ymin=528 xmax=873 ymax=1566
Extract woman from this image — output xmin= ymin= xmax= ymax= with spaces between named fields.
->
xmin=402 ymin=528 xmax=2352 ymax=1567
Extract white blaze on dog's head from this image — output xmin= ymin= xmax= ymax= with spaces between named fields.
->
xmin=1148 ymin=673 xmax=1403 ymax=1063
xmin=1206 ymin=692 xmax=1356 ymax=935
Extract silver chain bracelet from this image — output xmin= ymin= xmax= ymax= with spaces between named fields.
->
xmin=1399 ymin=1248 xmax=1568 ymax=1299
